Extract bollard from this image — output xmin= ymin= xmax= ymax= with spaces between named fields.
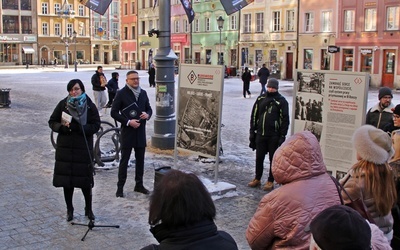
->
xmin=154 ymin=166 xmax=172 ymax=188
xmin=0 ymin=88 xmax=11 ymax=108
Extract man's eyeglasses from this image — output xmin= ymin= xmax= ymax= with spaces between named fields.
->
xmin=128 ymin=77 xmax=140 ymax=81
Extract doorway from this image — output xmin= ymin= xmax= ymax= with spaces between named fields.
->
xmin=104 ymin=52 xmax=109 ymax=64
xmin=285 ymin=52 xmax=293 ymax=80
xmin=381 ymin=49 xmax=395 ymax=88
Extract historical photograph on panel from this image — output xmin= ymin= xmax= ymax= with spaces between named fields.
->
xmin=297 ymin=71 xmax=325 ymax=95
xmin=295 ymin=94 xmax=323 ymax=122
xmin=177 ymin=88 xmax=220 ymax=157
xmin=304 ymin=121 xmax=323 ymax=142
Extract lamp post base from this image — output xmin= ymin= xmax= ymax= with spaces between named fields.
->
xmin=151 ymin=116 xmax=176 ymax=150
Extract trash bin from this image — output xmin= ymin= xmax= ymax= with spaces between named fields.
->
xmin=154 ymin=166 xmax=172 ymax=188
xmin=135 ymin=61 xmax=141 ymax=70
xmin=0 ymin=88 xmax=11 ymax=108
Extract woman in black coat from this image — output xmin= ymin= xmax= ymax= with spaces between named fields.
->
xmin=241 ymin=67 xmax=252 ymax=98
xmin=148 ymin=63 xmax=156 ymax=87
xmin=48 ymin=79 xmax=100 ymax=221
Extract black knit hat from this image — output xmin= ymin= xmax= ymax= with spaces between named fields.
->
xmin=394 ymin=104 xmax=400 ymax=116
xmin=378 ymin=87 xmax=392 ymax=99
xmin=267 ymin=78 xmax=279 ymax=89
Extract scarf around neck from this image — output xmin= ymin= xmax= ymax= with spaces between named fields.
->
xmin=67 ymin=93 xmax=88 ymax=125
xmin=127 ymin=84 xmax=141 ymax=100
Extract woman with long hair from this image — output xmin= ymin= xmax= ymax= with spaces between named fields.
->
xmin=341 ymin=125 xmax=397 ymax=241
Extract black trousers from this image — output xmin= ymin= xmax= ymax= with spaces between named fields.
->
xmin=63 ymin=187 xmax=92 ymax=211
xmin=107 ymin=92 xmax=116 ymax=106
xmin=255 ymin=135 xmax=280 ymax=182
xmin=243 ymin=81 xmax=251 ymax=97
xmin=117 ymin=147 xmax=145 ymax=189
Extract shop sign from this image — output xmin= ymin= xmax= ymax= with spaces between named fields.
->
xmin=328 ymin=46 xmax=340 ymax=53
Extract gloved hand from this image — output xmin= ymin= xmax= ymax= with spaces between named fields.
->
xmin=249 ymin=132 xmax=257 ymax=151
xmin=59 ymin=125 xmax=71 ymax=134
xmin=278 ymin=136 xmax=286 ymax=146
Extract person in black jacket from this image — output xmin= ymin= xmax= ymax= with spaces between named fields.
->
xmin=257 ymin=64 xmax=270 ymax=95
xmin=111 ymin=70 xmax=153 ymax=197
xmin=241 ymin=67 xmax=252 ymax=98
xmin=91 ymin=65 xmax=108 ymax=116
xmin=140 ymin=169 xmax=238 ymax=250
xmin=105 ymin=72 xmax=119 ymax=108
xmin=248 ymin=78 xmax=289 ymax=191
xmin=148 ymin=63 xmax=156 ymax=87
xmin=48 ymin=79 xmax=100 ymax=222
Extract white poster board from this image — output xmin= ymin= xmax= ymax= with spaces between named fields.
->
xmin=176 ymin=64 xmax=224 ymax=160
xmin=292 ymin=70 xmax=369 ymax=179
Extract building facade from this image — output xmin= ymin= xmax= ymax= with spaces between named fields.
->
xmin=120 ymin=0 xmax=138 ymax=69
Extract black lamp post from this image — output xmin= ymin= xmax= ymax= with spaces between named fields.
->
xmin=73 ymin=30 xmax=77 ymax=72
xmin=217 ymin=16 xmax=224 ymax=65
xmin=57 ymin=0 xmax=75 ymax=69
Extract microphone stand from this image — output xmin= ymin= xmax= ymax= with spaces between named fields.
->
xmin=70 ymin=100 xmax=119 ymax=241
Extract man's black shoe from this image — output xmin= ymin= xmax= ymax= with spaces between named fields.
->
xmin=116 ymin=188 xmax=124 ymax=197
xmin=134 ymin=186 xmax=150 ymax=195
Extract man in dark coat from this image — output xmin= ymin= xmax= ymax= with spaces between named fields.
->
xmin=241 ymin=67 xmax=252 ymax=98
xmin=257 ymin=63 xmax=270 ymax=95
xmin=366 ymin=87 xmax=394 ymax=130
xmin=105 ymin=72 xmax=119 ymax=108
xmin=148 ymin=63 xmax=156 ymax=87
xmin=248 ymin=78 xmax=289 ymax=191
xmin=111 ymin=70 xmax=153 ymax=197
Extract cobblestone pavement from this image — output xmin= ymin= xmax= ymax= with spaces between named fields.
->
xmin=0 ymin=68 xmax=391 ymax=249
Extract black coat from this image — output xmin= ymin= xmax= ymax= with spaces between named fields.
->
xmin=48 ymin=97 xmax=100 ymax=188
xmin=257 ymin=67 xmax=270 ymax=84
xmin=148 ymin=67 xmax=156 ymax=85
xmin=91 ymin=71 xmax=106 ymax=91
xmin=110 ymin=85 xmax=152 ymax=148
xmin=242 ymin=71 xmax=252 ymax=84
xmin=106 ymin=77 xmax=119 ymax=94
xmin=140 ymin=220 xmax=238 ymax=250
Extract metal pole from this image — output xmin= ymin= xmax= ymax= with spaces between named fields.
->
xmin=64 ymin=18 xmax=69 ymax=69
xmin=151 ymin=0 xmax=177 ymax=149
xmin=219 ymin=29 xmax=222 ymax=65
xmin=74 ymin=37 xmax=77 ymax=72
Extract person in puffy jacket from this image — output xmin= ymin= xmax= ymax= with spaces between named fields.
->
xmin=140 ymin=169 xmax=238 ymax=250
xmin=340 ymin=125 xmax=397 ymax=242
xmin=246 ymin=131 xmax=341 ymax=250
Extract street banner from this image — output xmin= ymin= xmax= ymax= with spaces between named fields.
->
xmin=176 ymin=64 xmax=224 ymax=160
xmin=292 ymin=70 xmax=369 ymax=179
xmin=220 ymin=0 xmax=254 ymax=15
xmin=79 ymin=0 xmax=112 ymax=15
xmin=180 ymin=0 xmax=195 ymax=24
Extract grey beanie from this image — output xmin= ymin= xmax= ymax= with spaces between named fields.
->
xmin=267 ymin=78 xmax=279 ymax=89
xmin=378 ymin=87 xmax=392 ymax=99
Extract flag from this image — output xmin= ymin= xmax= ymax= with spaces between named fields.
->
xmin=153 ymin=0 xmax=157 ymax=10
xmin=83 ymin=0 xmax=112 ymax=15
xmin=220 ymin=0 xmax=254 ymax=15
xmin=180 ymin=0 xmax=195 ymax=24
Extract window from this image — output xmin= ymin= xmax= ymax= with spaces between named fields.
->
xmin=174 ymin=20 xmax=180 ymax=33
xmin=42 ymin=2 xmax=48 ymax=14
xmin=3 ymin=15 xmax=19 ymax=33
xmin=141 ymin=21 xmax=145 ymax=34
xmin=256 ymin=13 xmax=264 ymax=33
xmin=272 ymin=11 xmax=280 ymax=31
xmin=305 ymin=12 xmax=314 ymax=32
xmin=183 ymin=19 xmax=189 ymax=33
xmin=21 ymin=0 xmax=31 ymax=10
xmin=287 ymin=10 xmax=295 ymax=31
xmin=54 ymin=3 xmax=60 ymax=14
xmin=270 ymin=50 xmax=277 ymax=64
xmin=21 ymin=16 xmax=32 ymax=34
xmin=387 ymin=6 xmax=399 ymax=30
xmin=42 ymin=23 xmax=48 ymax=35
xmin=124 ymin=3 xmax=128 ymax=15
xmin=131 ymin=26 xmax=135 ymax=39
xmin=205 ymin=17 xmax=210 ymax=31
xmin=322 ymin=11 xmax=332 ymax=32
xmin=194 ymin=19 xmax=199 ymax=32
xmin=131 ymin=2 xmax=135 ymax=14
xmin=142 ymin=0 xmax=145 ymax=8
xmin=78 ymin=5 xmax=84 ymax=16
xmin=112 ymin=22 xmax=119 ymax=38
xmin=79 ymin=23 xmax=84 ymax=36
xmin=149 ymin=20 xmax=153 ymax=30
xmin=124 ymin=26 xmax=128 ymax=39
xmin=321 ymin=49 xmax=330 ymax=70
xmin=304 ymin=49 xmax=313 ymax=69
xmin=365 ymin=8 xmax=377 ymax=31
xmin=230 ymin=15 xmax=237 ymax=30
xmin=360 ymin=49 xmax=372 ymax=73
xmin=3 ymin=0 xmax=18 ymax=10
xmin=342 ymin=49 xmax=354 ymax=71
xmin=67 ymin=23 xmax=73 ymax=36
xmin=244 ymin=14 xmax=251 ymax=33
xmin=344 ymin=10 xmax=355 ymax=32
xmin=55 ymin=23 xmax=61 ymax=36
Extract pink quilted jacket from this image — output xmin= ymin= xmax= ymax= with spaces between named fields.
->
xmin=246 ymin=131 xmax=341 ymax=250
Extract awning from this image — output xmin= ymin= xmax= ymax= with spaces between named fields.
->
xmin=22 ymin=46 xmax=35 ymax=54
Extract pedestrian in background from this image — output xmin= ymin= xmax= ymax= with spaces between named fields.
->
xmin=111 ymin=70 xmax=152 ymax=197
xmin=148 ymin=63 xmax=156 ymax=88
xmin=307 ymin=205 xmax=391 ymax=250
xmin=257 ymin=63 xmax=270 ymax=95
xmin=366 ymin=87 xmax=394 ymax=130
xmin=105 ymin=72 xmax=119 ymax=108
xmin=246 ymin=131 xmax=341 ymax=249
xmin=241 ymin=67 xmax=252 ymax=98
xmin=248 ymin=78 xmax=289 ymax=191
xmin=340 ymin=125 xmax=396 ymax=241
xmin=48 ymin=79 xmax=100 ymax=222
xmin=91 ymin=65 xmax=108 ymax=116
xmin=140 ymin=169 xmax=238 ymax=250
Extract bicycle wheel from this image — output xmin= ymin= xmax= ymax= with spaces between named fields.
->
xmin=94 ymin=127 xmax=121 ymax=169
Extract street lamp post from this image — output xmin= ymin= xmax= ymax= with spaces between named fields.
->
xmin=217 ymin=16 xmax=224 ymax=65
xmin=57 ymin=0 xmax=75 ymax=69
xmin=73 ymin=30 xmax=77 ymax=72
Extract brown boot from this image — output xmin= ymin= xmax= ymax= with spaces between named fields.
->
xmin=263 ymin=181 xmax=274 ymax=191
xmin=248 ymin=179 xmax=261 ymax=188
